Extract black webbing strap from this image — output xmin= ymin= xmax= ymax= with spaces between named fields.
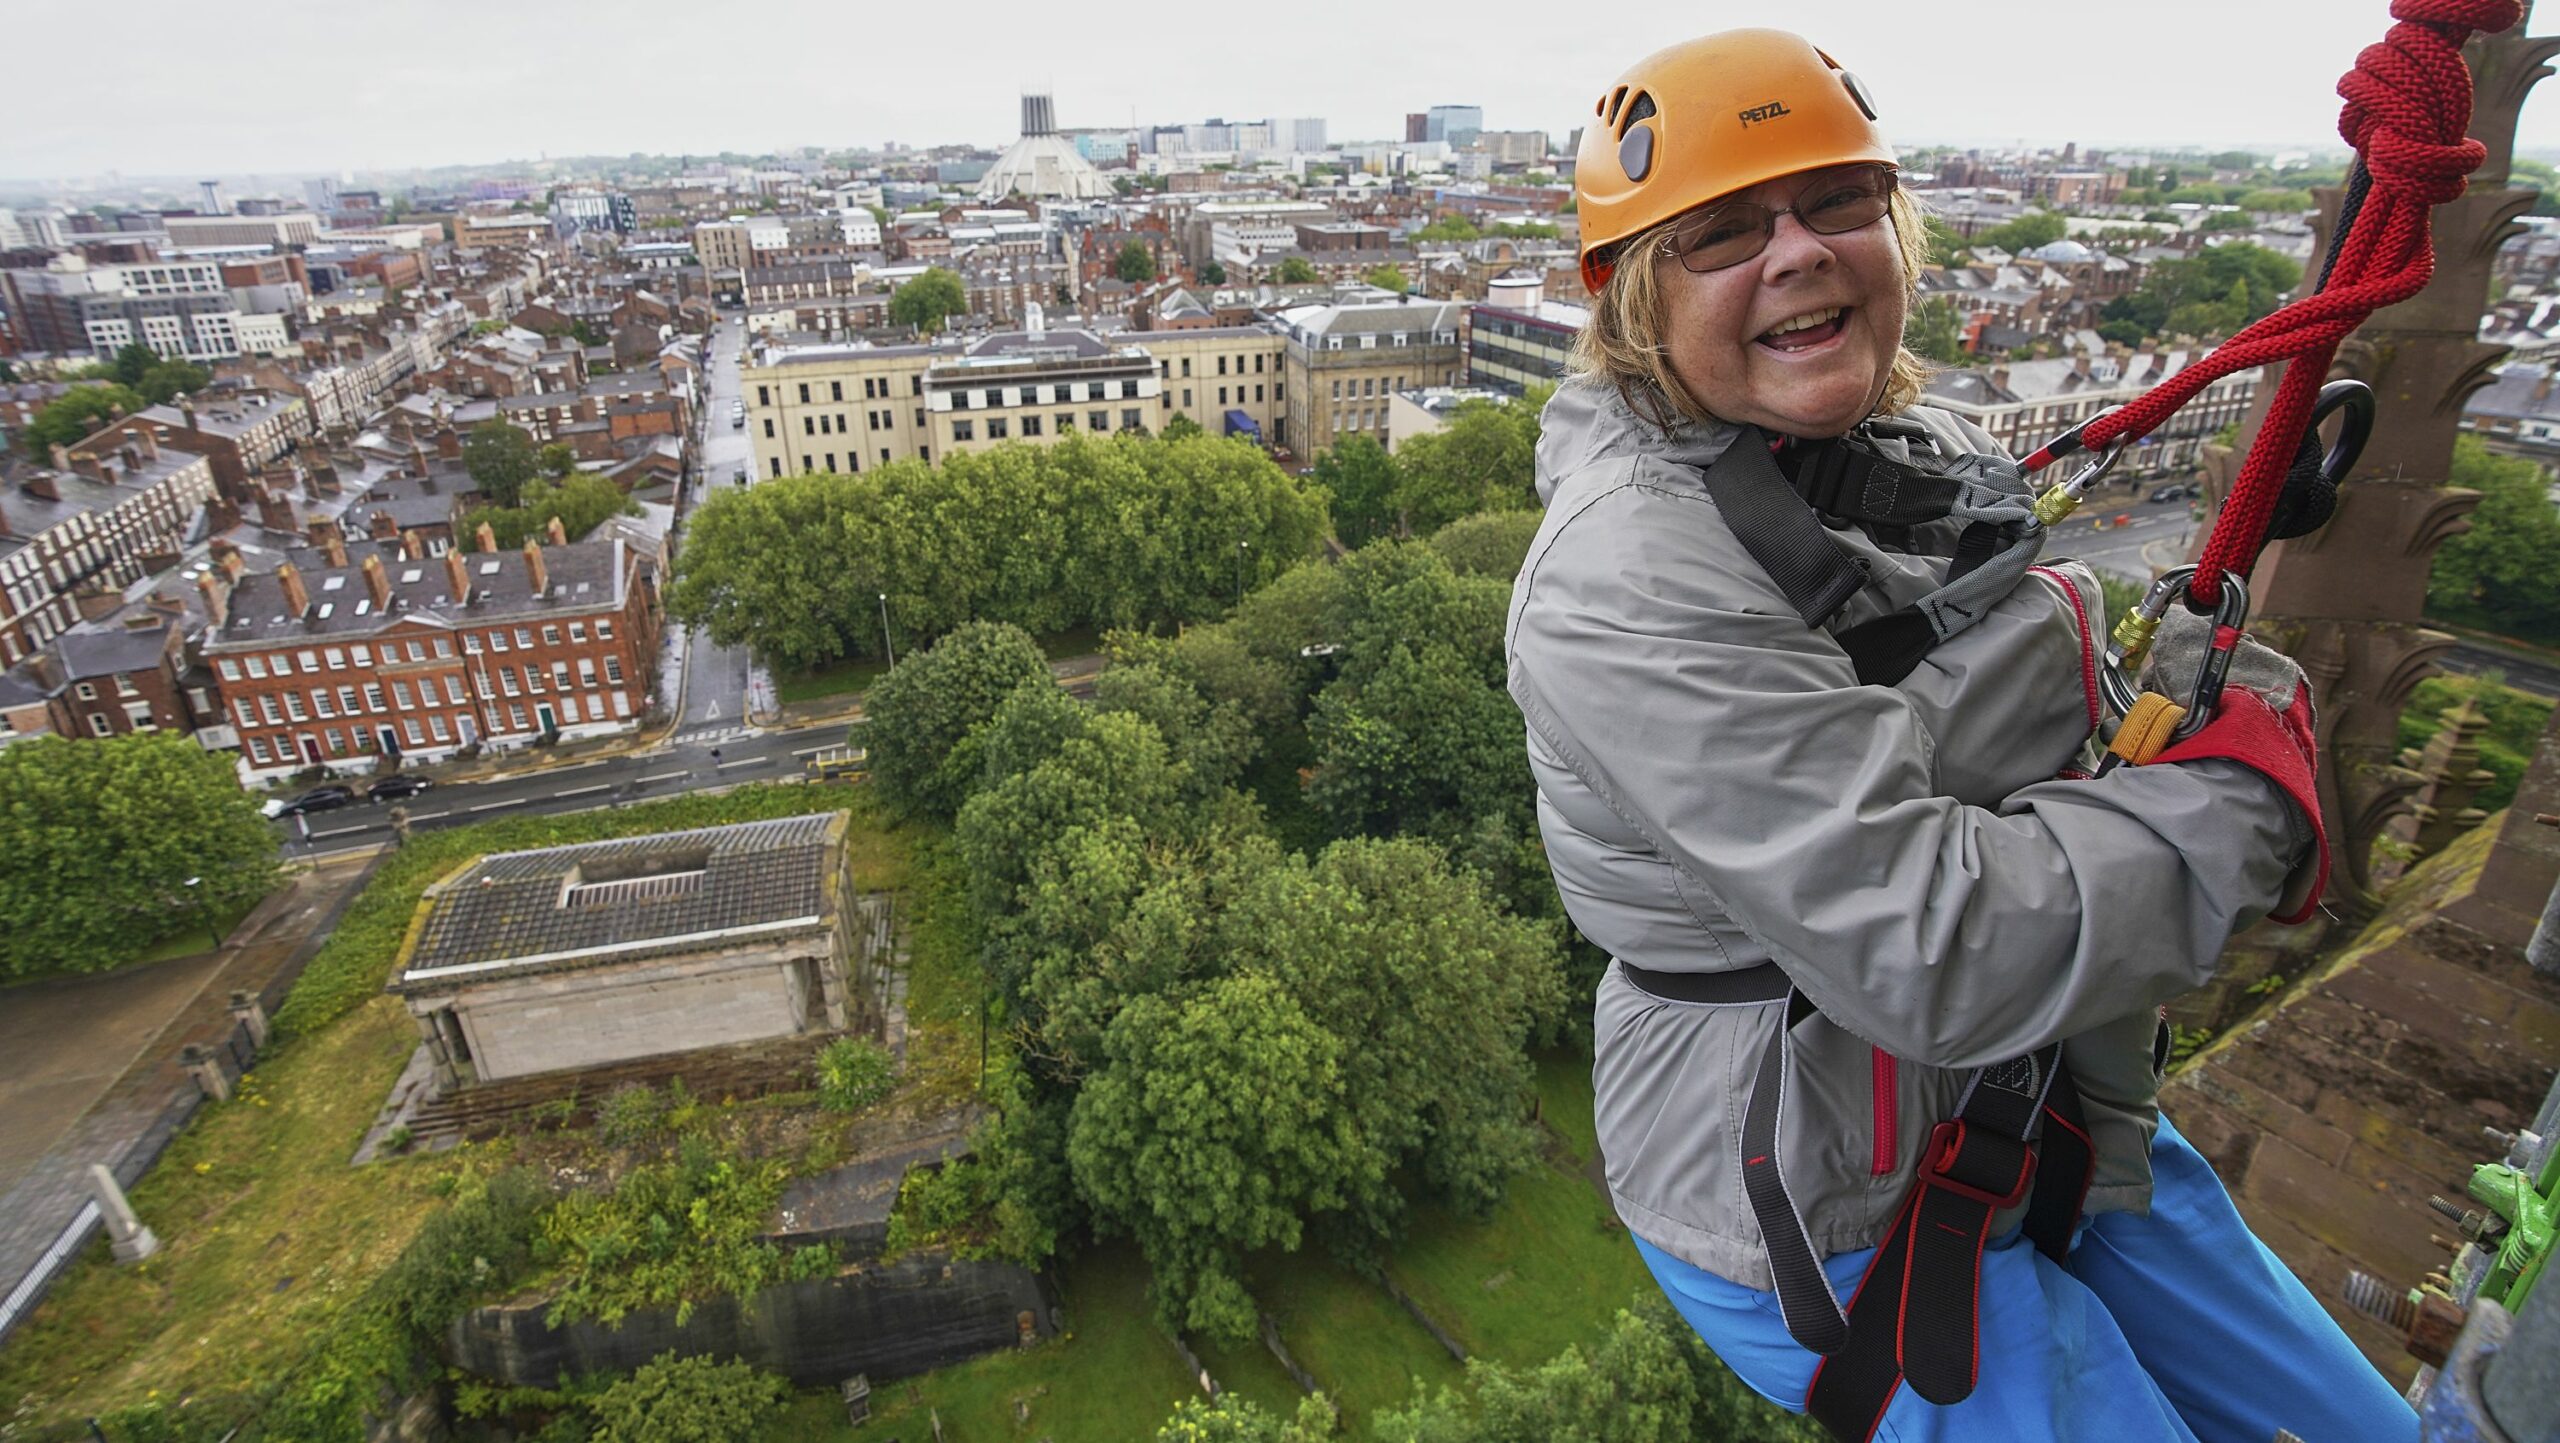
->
xmin=1773 ymin=437 xmax=1967 ymax=528
xmin=1698 ymin=427 xmax=1871 ymax=629
xmin=1804 ymin=1053 xmax=2094 ymax=1441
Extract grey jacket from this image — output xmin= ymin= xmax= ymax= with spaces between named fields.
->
xmin=1505 ymin=381 xmax=2308 ymax=1290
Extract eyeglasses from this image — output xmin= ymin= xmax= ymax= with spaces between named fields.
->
xmin=1657 ymin=164 xmax=1899 ymax=274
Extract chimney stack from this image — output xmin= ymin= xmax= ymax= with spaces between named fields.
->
xmin=368 ymin=508 xmax=399 ymax=542
xmin=134 ymin=426 xmax=160 ymax=461
xmin=278 ymin=562 xmax=310 ymax=618
xmin=208 ymin=495 xmax=242 ymax=534
xmin=197 ymin=571 xmax=229 ymax=627
xmin=179 ymin=393 xmax=198 ymax=432
xmin=476 ymin=521 xmax=498 ymax=553
xmin=444 ymin=549 xmax=471 ymax=604
xmin=256 ymin=488 xmax=299 ymax=536
xmin=312 ymin=517 xmax=348 ymax=568
xmin=1990 ymin=367 xmax=2011 ymax=394
xmin=48 ymin=443 xmax=70 ymax=472
xmin=21 ymin=474 xmax=59 ymax=502
xmin=437 ymin=428 xmax=463 ymax=461
xmin=401 ymin=528 xmax=424 ymax=561
xmin=545 ymin=515 xmax=569 ymax=546
xmin=361 ymin=553 xmax=392 ymax=609
xmin=522 ymin=539 xmax=548 ymax=596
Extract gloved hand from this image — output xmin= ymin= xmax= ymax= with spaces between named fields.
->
xmin=2138 ymin=603 xmax=2327 ymax=923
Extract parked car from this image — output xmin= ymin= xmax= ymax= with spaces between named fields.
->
xmin=731 ymin=400 xmax=746 ymax=429
xmin=366 ymin=774 xmax=435 ymax=804
xmin=2148 ymin=483 xmax=2197 ymax=503
xmin=264 ymin=785 xmax=356 ymax=819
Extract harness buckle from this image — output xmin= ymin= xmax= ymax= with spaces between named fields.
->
xmin=1918 ymin=1120 xmax=2035 ymax=1209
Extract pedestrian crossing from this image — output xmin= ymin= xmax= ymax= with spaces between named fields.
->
xmin=677 ymin=723 xmax=753 ymax=745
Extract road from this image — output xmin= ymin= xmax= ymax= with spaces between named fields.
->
xmin=275 ymin=716 xmax=855 ymax=858
xmin=2055 ymin=492 xmax=2560 ymax=699
xmin=673 ymin=318 xmax=769 ymax=736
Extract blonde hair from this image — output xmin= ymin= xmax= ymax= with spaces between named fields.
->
xmin=1568 ymin=186 xmax=1935 ymax=434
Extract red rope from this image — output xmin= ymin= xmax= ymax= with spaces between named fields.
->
xmin=2051 ymin=0 xmax=2519 ymax=603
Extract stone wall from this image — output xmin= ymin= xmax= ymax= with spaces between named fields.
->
xmin=447 ymin=1251 xmax=1053 ymax=1390
xmin=2161 ymin=706 xmax=2560 ymax=1382
xmin=447 ymin=943 xmax=826 ymax=1082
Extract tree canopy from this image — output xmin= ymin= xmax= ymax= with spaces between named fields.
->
xmin=666 ymin=429 xmax=1331 ymax=674
xmin=1274 ymin=257 xmax=1319 ymax=285
xmin=1966 ymin=210 xmax=2068 ymax=255
xmin=2102 ymin=241 xmax=2301 ymax=343
xmin=889 ymin=266 xmax=968 ymax=335
xmin=19 ymin=383 xmax=144 ymax=459
xmin=2430 ymin=434 xmax=2560 ymax=643
xmin=0 ymin=732 xmax=280 ymax=978
xmin=462 ymin=419 xmax=539 ymax=507
xmin=1363 ymin=264 xmax=1411 ymax=295
xmin=861 ymin=619 xmax=1054 ymax=821
xmin=459 ymin=474 xmax=637 ymax=551
xmin=1114 ymin=240 xmax=1158 ymax=284
xmin=1904 ymin=295 xmax=1969 ymax=364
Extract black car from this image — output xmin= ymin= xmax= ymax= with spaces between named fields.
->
xmin=268 ymin=784 xmax=356 ymax=818
xmin=2148 ymin=483 xmax=2196 ymax=503
xmin=366 ymin=775 xmax=435 ymax=804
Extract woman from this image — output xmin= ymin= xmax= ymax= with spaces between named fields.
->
xmin=1506 ymin=28 xmax=2413 ymax=1443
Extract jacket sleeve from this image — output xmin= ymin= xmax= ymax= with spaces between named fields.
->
xmin=1507 ymin=462 xmax=2304 ymax=1069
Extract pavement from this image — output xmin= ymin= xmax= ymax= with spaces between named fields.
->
xmin=0 ymin=852 xmax=380 ymax=1337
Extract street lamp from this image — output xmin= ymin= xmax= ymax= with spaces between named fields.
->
xmin=878 ymin=593 xmax=895 ymax=670
xmin=1236 ymin=539 xmax=1250 ymax=606
xmin=181 ymin=876 xmax=221 ymax=952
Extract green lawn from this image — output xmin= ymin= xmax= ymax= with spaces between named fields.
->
xmin=1246 ymin=1249 xmax=1464 ymax=1426
xmin=1531 ymin=1049 xmax=1600 ymax=1170
xmin=773 ymin=625 xmax=1107 ymax=708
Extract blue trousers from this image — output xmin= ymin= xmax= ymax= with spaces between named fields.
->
xmin=1636 ymin=1118 xmax=2417 ymax=1443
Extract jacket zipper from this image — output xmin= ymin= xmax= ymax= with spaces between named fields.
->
xmin=1871 ymin=1047 xmax=1898 ymax=1175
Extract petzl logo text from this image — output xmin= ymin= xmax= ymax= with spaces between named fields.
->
xmin=1739 ymin=101 xmax=1794 ymax=128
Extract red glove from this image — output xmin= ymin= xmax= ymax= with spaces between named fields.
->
xmin=2152 ymin=683 xmax=2326 ymax=924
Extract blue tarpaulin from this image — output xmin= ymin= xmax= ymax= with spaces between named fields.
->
xmin=1223 ymin=409 xmax=1260 ymax=438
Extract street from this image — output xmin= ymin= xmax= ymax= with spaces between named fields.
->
xmin=672 ymin=317 xmax=770 ymax=736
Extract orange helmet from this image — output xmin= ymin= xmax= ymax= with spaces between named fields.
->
xmin=1575 ymin=29 xmax=1896 ymax=291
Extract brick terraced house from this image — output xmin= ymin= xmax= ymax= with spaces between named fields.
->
xmin=202 ymin=531 xmax=661 ymax=782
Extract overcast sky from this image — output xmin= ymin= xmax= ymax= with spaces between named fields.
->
xmin=10 ymin=0 xmax=2560 ymax=183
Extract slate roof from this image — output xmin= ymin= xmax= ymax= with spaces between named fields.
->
xmin=2464 ymin=362 xmax=2560 ymax=422
xmin=202 ymin=535 xmax=635 ymax=646
xmin=392 ymin=813 xmax=847 ymax=993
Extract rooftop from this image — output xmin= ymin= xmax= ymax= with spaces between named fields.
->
xmin=392 ymin=813 xmax=848 ymax=992
xmin=202 ymin=535 xmax=635 ymax=646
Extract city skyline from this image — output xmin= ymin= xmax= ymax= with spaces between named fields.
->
xmin=11 ymin=0 xmax=2557 ymax=181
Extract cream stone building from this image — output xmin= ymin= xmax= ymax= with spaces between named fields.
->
xmin=390 ymin=813 xmax=879 ymax=1088
xmin=1273 ymin=297 xmax=1465 ymax=452
xmin=741 ymin=322 xmax=1293 ymax=474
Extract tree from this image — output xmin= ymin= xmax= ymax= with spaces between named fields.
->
xmin=1312 ymin=433 xmax=1401 ymax=545
xmin=1904 ymin=295 xmax=1969 ymax=364
xmin=1391 ymin=396 xmax=1541 ymax=533
xmin=538 ymin=441 xmax=577 ymax=478
xmin=1362 ymin=264 xmax=1411 ymax=295
xmin=460 ymin=474 xmax=637 ymax=550
xmin=1114 ymin=239 xmax=1157 ymax=284
xmin=136 ymin=359 xmax=212 ymax=405
xmin=1201 ymin=260 xmax=1228 ymax=285
xmin=462 ymin=419 xmax=539 ymax=507
xmin=1969 ymin=210 xmax=2068 ymax=254
xmin=889 ymin=266 xmax=968 ymax=335
xmin=1161 ymin=412 xmax=1205 ymax=440
xmin=0 ymin=732 xmax=280 ymax=979
xmin=20 ymin=383 xmax=144 ymax=458
xmin=587 ymin=1353 xmax=792 ymax=1443
xmin=1425 ymin=509 xmax=1544 ymax=579
xmin=1923 ymin=215 xmax=1968 ymax=267
xmin=2430 ymin=435 xmax=2560 ymax=642
xmin=1156 ymin=1394 xmax=1340 ymax=1442
xmin=1274 ymin=257 xmax=1319 ymax=285
xmin=861 ymin=620 xmax=1053 ymax=820
xmin=1414 ymin=214 xmax=1483 ymax=243
xmin=109 ymin=341 xmax=160 ymax=388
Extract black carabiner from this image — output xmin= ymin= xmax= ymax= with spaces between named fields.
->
xmin=2310 ymin=379 xmax=2374 ymax=486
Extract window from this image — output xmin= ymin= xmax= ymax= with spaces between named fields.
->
xmin=569 ymin=623 xmax=587 ymax=643
xmin=1183 ymin=388 xmax=1193 ymax=407
xmin=552 ymin=662 xmax=572 ymax=691
xmin=1057 ymin=412 xmax=1075 ymax=433
xmin=325 ymin=729 xmax=345 ymax=756
xmin=1218 ymin=355 xmax=1228 ymax=375
xmin=953 ymin=420 xmax=975 ymax=442
xmin=509 ymin=703 xmax=529 ymax=730
xmin=1023 ymin=415 xmax=1043 ymax=437
xmin=1019 ymin=387 xmax=1037 ymax=406
xmin=578 ymin=658 xmax=598 ymax=686
xmin=324 ymin=648 xmax=346 ymax=669
xmin=88 ymin=713 xmax=112 ymax=737
xmin=433 ymin=639 xmax=451 ymax=659
xmin=950 ymin=391 xmax=969 ymax=411
xmin=218 ymin=659 xmax=241 ymax=681
xmin=259 ymin=695 xmax=282 ymax=726
xmin=915 ymin=408 xmax=926 ymax=427
xmin=500 ymin=667 xmax=520 ymax=696
xmin=987 ymin=418 xmax=1008 ymax=440
xmin=284 ymin=692 xmax=308 ymax=721
xmin=1256 ymin=385 xmax=1265 ymax=402
xmin=234 ymin=699 xmax=257 ymax=729
xmin=1219 ymin=387 xmax=1228 ymax=406
xmin=763 ymin=418 xmax=775 ymax=438
xmin=1255 ymin=354 xmax=1266 ymax=373
xmin=364 ymin=684 xmax=386 ymax=711
xmin=490 ymin=630 xmax=509 ymax=652
xmin=1332 ymin=379 xmax=1341 ymax=399
xmin=826 ymin=452 xmax=837 ymax=471
xmin=804 ymin=416 xmax=815 ymax=436
xmin=352 ymin=645 xmax=371 ymax=666
xmin=406 ymin=641 xmax=425 ymax=662
xmin=463 ymin=633 xmax=481 ymax=653
xmin=798 ymin=383 xmax=810 ymax=403
xmin=298 ymin=650 xmax=320 ymax=672
xmin=831 ymin=380 xmax=843 ymax=402
xmin=1122 ymin=408 xmax=1142 ymax=431
xmin=1181 ymin=358 xmax=1192 ymax=377
xmin=757 ymin=385 xmax=769 ymax=405
xmin=443 ymin=676 xmax=465 ymax=705
xmin=404 ymin=719 xmax=425 ymax=747
xmin=430 ymin=714 xmax=451 ymax=742
xmin=392 ymin=681 xmax=415 ymax=708
xmin=1090 ymin=411 xmax=1108 ymax=432
xmin=1363 ymin=377 xmax=1375 ymax=397
xmin=248 ymin=735 xmax=271 ymax=764
xmin=245 ymin=655 xmax=267 ymax=679
xmin=75 ymin=681 xmax=95 ymax=700
xmin=515 ymin=628 xmax=533 ymax=648
xmin=596 ymin=618 xmax=614 ymax=640
xmin=983 ymin=389 xmax=1001 ymax=408
xmin=338 ymin=686 xmax=360 ymax=714
xmin=528 ymin=666 xmax=546 ymax=693
xmin=604 ymin=655 xmax=625 ymax=684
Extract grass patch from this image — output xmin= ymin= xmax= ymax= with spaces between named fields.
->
xmin=0 ymin=995 xmax=454 ymax=1423
xmin=847 ymin=1240 xmax=1205 ymax=1443
xmin=776 ymin=655 xmax=889 ymax=707
xmin=1038 ymin=624 xmax=1104 ymax=663
xmin=1531 ymin=1049 xmax=1599 ymax=1170
xmin=1245 ymin=1250 xmax=1463 ymax=1428
xmin=1387 ymin=1159 xmax=1651 ymax=1374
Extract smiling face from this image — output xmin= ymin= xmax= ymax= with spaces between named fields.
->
xmin=1654 ymin=170 xmax=1910 ymax=440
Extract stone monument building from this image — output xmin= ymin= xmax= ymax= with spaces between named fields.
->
xmin=390 ymin=812 xmax=875 ymax=1087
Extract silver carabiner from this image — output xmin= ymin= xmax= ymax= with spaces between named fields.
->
xmin=2030 ymin=435 xmax=2131 ymax=528
xmin=2168 ymin=572 xmax=2251 ymax=740
xmin=2099 ymin=564 xmax=2196 ymax=716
